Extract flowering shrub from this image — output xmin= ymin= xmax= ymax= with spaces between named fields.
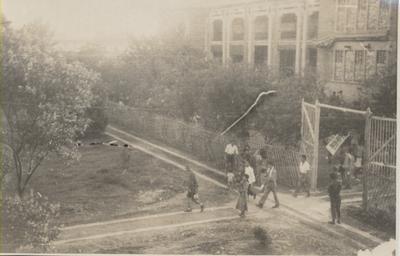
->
xmin=2 ymin=191 xmax=61 ymax=252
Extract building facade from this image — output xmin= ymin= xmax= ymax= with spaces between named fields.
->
xmin=168 ymin=0 xmax=397 ymax=101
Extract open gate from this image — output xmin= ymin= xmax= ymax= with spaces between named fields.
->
xmin=300 ymin=99 xmax=320 ymax=190
xmin=364 ymin=115 xmax=396 ymax=214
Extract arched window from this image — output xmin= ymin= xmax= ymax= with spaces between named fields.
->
xmin=280 ymin=13 xmax=297 ymax=40
xmin=231 ymin=18 xmax=245 ymax=41
xmin=308 ymin=12 xmax=319 ymax=39
xmin=254 ymin=16 xmax=268 ymax=40
xmin=212 ymin=20 xmax=223 ymax=41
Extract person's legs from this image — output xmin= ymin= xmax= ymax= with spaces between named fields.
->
xmin=271 ymin=187 xmax=279 ymax=207
xmin=294 ymin=176 xmax=302 ymax=196
xmin=185 ymin=195 xmax=192 ymax=212
xmin=329 ymin=200 xmax=336 ymax=224
xmin=336 ymin=199 xmax=341 ymax=223
xmin=305 ymin=174 xmax=311 ymax=196
xmin=257 ymin=188 xmax=270 ymax=207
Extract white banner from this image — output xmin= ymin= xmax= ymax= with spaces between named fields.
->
xmin=326 ymin=134 xmax=349 ymax=155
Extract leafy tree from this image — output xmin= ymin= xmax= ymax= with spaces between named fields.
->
xmin=1 ymin=22 xmax=99 ymax=197
xmin=361 ymin=67 xmax=397 ymax=117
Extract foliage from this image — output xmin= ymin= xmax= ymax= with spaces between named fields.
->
xmin=253 ymin=226 xmax=272 ymax=247
xmin=3 ymin=191 xmax=61 ymax=252
xmin=64 ymin=43 xmax=110 ymax=136
xmin=1 ymin=22 xmax=99 ymax=196
xmin=107 ymin=35 xmax=324 ymax=145
xmin=360 ymin=67 xmax=397 ymax=118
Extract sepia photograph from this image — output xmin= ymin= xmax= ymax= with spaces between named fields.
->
xmin=1 ymin=0 xmax=398 ymax=255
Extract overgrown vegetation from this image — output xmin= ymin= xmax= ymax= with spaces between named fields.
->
xmin=3 ymin=192 xmax=61 ymax=252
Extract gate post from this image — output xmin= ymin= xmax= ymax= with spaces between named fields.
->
xmin=362 ymin=108 xmax=372 ymax=210
xmin=311 ymin=100 xmax=321 ymax=191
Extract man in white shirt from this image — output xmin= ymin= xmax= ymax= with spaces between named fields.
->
xmin=294 ymin=155 xmax=311 ymax=197
xmin=224 ymin=139 xmax=239 ymax=173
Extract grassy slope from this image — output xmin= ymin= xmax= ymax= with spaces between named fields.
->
xmin=26 ymin=136 xmax=234 ymax=226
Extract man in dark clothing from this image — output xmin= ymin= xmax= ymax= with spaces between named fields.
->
xmin=185 ymin=166 xmax=204 ymax=212
xmin=328 ymin=172 xmax=341 ymax=224
xmin=256 ymin=160 xmax=279 ymax=209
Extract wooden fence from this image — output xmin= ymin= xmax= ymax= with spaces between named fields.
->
xmin=106 ymin=102 xmax=301 ymax=188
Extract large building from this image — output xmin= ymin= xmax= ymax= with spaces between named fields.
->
xmin=165 ymin=0 xmax=398 ymax=101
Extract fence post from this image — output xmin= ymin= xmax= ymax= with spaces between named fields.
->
xmin=311 ymin=100 xmax=321 ymax=191
xmin=362 ymin=108 xmax=372 ymax=210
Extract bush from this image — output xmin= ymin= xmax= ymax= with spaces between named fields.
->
xmin=3 ymin=192 xmax=61 ymax=252
xmin=253 ymin=226 xmax=272 ymax=247
xmin=83 ymin=99 xmax=109 ymax=137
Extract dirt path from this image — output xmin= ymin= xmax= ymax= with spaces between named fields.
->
xmin=105 ymin=126 xmax=385 ymax=246
xmin=54 ymin=206 xmax=243 ymax=245
xmin=51 ymin=125 xmax=384 ymax=252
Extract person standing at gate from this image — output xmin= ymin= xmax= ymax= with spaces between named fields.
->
xmin=328 ymin=172 xmax=342 ymax=224
xmin=342 ymin=148 xmax=355 ymax=189
xmin=257 ymin=160 xmax=279 ymax=209
xmin=225 ymin=138 xmax=239 ymax=174
xmin=294 ymin=155 xmax=311 ymax=197
xmin=184 ymin=166 xmax=204 ymax=213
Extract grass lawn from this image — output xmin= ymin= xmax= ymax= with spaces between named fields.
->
xmin=51 ymin=208 xmax=359 ymax=255
xmin=16 ymin=135 xmax=235 ymax=226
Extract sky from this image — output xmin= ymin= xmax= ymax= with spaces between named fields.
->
xmin=3 ymin=0 xmax=187 ymax=51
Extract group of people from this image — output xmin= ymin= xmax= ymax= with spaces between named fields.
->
xmin=224 ymin=138 xmax=281 ymax=217
xmin=183 ymin=137 xmax=343 ymax=225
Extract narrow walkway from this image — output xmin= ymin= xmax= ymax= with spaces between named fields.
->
xmin=105 ymin=125 xmax=385 ymax=248
xmin=54 ymin=206 xmax=241 ymax=245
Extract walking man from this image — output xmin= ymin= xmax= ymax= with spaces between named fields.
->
xmin=257 ymin=160 xmax=279 ymax=209
xmin=294 ymin=155 xmax=311 ymax=197
xmin=184 ymin=166 xmax=204 ymax=212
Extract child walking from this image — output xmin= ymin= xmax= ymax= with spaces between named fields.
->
xmin=236 ymin=174 xmax=249 ymax=217
xmin=328 ymin=172 xmax=342 ymax=224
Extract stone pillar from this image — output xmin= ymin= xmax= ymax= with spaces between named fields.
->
xmin=295 ymin=10 xmax=303 ymax=74
xmin=204 ymin=17 xmax=210 ymax=58
xmin=226 ymin=14 xmax=231 ymax=64
xmin=267 ymin=8 xmax=273 ymax=67
xmin=301 ymin=1 xmax=308 ymax=76
xmin=247 ymin=13 xmax=254 ymax=64
xmin=223 ymin=13 xmax=228 ymax=65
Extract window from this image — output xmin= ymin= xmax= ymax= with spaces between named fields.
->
xmin=354 ymin=50 xmax=365 ymax=81
xmin=279 ymin=49 xmax=296 ymax=76
xmin=211 ymin=45 xmax=223 ymax=61
xmin=254 ymin=46 xmax=268 ymax=65
xmin=376 ymin=50 xmax=387 ymax=64
xmin=339 ymin=0 xmax=390 ymax=32
xmin=307 ymin=48 xmax=318 ymax=72
xmin=334 ymin=49 xmax=387 ymax=82
xmin=212 ymin=20 xmax=223 ymax=41
xmin=254 ymin=16 xmax=268 ymax=40
xmin=280 ymin=14 xmax=297 ymax=40
xmin=307 ymin=12 xmax=319 ymax=39
xmin=334 ymin=50 xmax=344 ymax=80
xmin=336 ymin=0 xmax=359 ymax=32
xmin=231 ymin=18 xmax=245 ymax=41
xmin=230 ymin=45 xmax=244 ymax=63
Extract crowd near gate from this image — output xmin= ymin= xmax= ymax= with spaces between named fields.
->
xmin=106 ymin=102 xmax=300 ymax=188
xmin=301 ymin=100 xmax=396 ymax=217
